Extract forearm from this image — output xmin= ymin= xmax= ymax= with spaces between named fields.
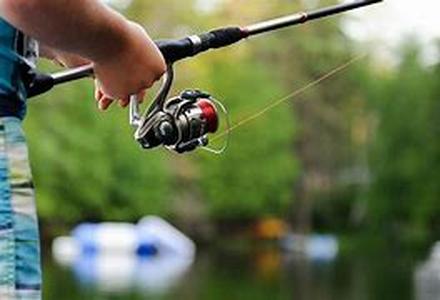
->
xmin=0 ymin=0 xmax=132 ymax=62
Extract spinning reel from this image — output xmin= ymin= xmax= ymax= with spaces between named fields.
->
xmin=129 ymin=66 xmax=229 ymax=154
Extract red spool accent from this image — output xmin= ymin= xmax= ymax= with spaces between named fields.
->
xmin=197 ymin=99 xmax=219 ymax=133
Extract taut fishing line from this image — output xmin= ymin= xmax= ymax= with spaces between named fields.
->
xmin=211 ymin=54 xmax=367 ymax=142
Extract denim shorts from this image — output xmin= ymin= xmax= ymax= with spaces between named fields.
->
xmin=0 ymin=117 xmax=41 ymax=299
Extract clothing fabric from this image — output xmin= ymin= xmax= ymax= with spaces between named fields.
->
xmin=0 ymin=117 xmax=41 ymax=300
xmin=0 ymin=18 xmax=38 ymax=119
xmin=0 ymin=17 xmax=42 ymax=300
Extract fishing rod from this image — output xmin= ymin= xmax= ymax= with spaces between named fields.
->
xmin=25 ymin=0 xmax=382 ymax=153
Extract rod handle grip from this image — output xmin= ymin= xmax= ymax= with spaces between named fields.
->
xmin=27 ymin=27 xmax=246 ymax=98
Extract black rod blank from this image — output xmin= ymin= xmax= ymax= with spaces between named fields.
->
xmin=245 ymin=0 xmax=382 ymax=36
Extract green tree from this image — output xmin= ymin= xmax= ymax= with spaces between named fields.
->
xmin=365 ymin=41 xmax=440 ymax=242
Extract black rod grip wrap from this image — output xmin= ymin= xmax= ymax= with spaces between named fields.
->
xmin=26 ymin=72 xmax=55 ymax=98
xmin=198 ymin=27 xmax=245 ymax=50
xmin=155 ymin=38 xmax=194 ymax=64
xmin=157 ymin=27 xmax=245 ymax=63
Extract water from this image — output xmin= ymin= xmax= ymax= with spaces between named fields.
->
xmin=41 ymin=241 xmax=424 ymax=300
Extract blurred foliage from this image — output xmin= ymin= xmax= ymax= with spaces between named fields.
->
xmin=364 ymin=42 xmax=440 ymax=243
xmin=21 ymin=0 xmax=440 ymax=243
xmin=195 ymin=58 xmax=298 ymax=219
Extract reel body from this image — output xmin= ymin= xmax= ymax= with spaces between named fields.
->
xmin=130 ymin=66 xmax=227 ymax=154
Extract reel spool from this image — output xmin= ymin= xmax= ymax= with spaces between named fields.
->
xmin=129 ymin=65 xmax=229 ymax=154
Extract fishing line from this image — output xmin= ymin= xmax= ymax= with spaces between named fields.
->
xmin=211 ymin=53 xmax=366 ymax=142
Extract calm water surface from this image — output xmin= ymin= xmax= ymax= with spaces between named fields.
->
xmin=42 ymin=243 xmax=426 ymax=300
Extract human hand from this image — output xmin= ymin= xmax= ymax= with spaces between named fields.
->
xmin=92 ymin=22 xmax=166 ymax=110
xmin=40 ymin=22 xmax=166 ymax=110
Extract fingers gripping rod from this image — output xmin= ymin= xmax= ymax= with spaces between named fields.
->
xmin=25 ymin=0 xmax=382 ymax=98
